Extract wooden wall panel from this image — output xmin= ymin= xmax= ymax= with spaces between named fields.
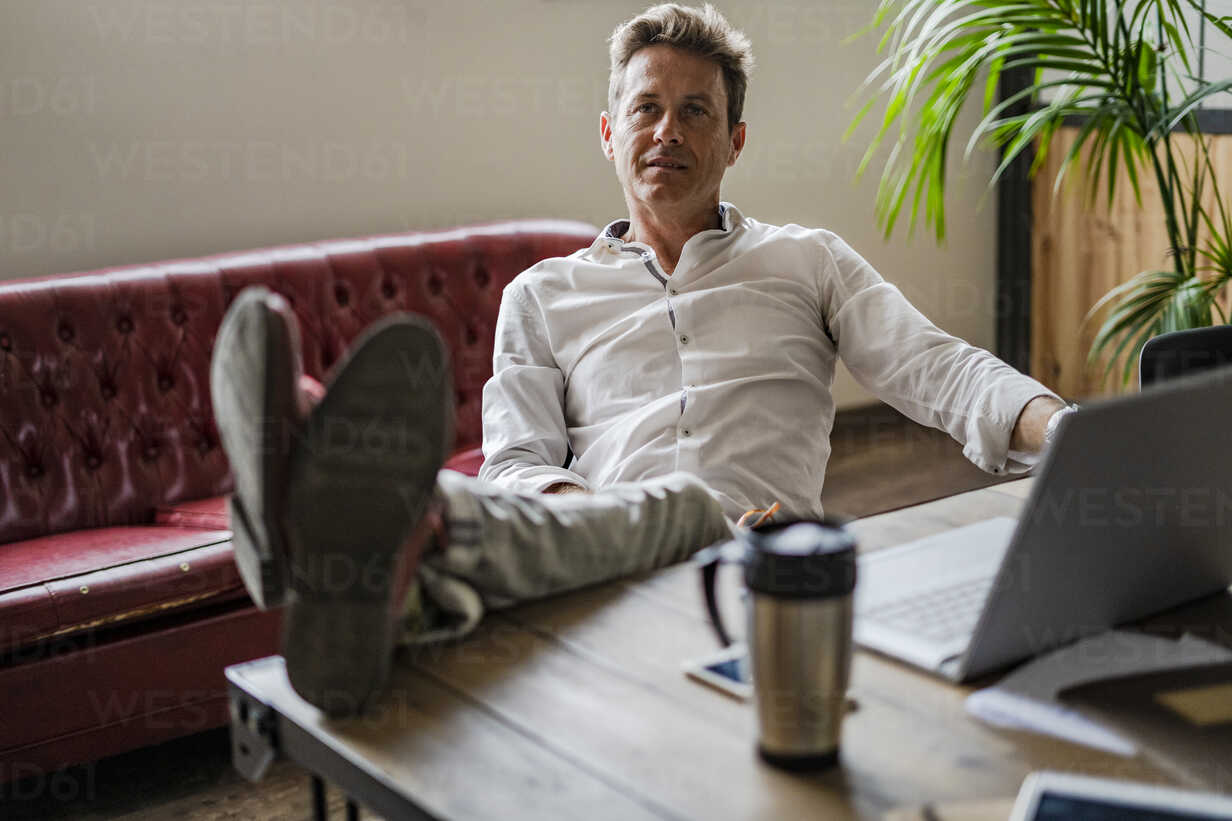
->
xmin=1030 ymin=128 xmax=1232 ymax=399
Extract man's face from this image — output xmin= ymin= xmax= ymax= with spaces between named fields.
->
xmin=601 ymin=45 xmax=745 ymax=218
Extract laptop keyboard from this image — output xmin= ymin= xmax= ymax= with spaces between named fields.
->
xmin=860 ymin=576 xmax=994 ymax=644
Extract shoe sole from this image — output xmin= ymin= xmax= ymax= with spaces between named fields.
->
xmin=280 ymin=315 xmax=452 ymax=716
xmin=210 ymin=287 xmax=299 ymax=610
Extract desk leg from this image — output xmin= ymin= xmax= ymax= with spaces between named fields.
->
xmin=312 ymin=774 xmax=327 ymax=821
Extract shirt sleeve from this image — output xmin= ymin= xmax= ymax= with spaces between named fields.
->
xmin=478 ymin=282 xmax=592 ymax=492
xmin=818 ymin=233 xmax=1060 ymax=475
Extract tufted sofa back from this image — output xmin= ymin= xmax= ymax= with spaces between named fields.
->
xmin=0 ymin=220 xmax=597 ymax=545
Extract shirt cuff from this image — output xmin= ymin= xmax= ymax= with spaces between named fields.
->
xmin=1004 ymin=448 xmax=1042 ymax=474
xmin=962 ymin=381 xmax=1061 ymax=475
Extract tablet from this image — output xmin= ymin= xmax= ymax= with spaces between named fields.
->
xmin=681 ymin=643 xmax=752 ymax=701
xmin=1010 ymin=771 xmax=1232 ymax=820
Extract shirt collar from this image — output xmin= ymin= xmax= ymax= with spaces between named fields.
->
xmin=587 ymin=202 xmax=743 ymax=257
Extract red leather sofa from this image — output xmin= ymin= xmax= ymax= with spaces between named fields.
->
xmin=0 ymin=220 xmax=597 ymax=781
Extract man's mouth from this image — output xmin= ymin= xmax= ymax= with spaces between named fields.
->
xmin=645 ymin=157 xmax=687 ymax=170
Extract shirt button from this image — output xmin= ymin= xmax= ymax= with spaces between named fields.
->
xmin=681 ymin=428 xmax=692 ymax=438
xmin=679 ymin=334 xmax=689 ymax=345
xmin=669 ymin=288 xmax=678 ymax=296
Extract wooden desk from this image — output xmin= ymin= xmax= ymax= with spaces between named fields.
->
xmin=226 ymin=481 xmax=1190 ymax=820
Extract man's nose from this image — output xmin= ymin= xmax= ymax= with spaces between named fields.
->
xmin=654 ymin=111 xmax=683 ymax=145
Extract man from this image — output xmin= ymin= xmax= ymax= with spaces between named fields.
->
xmin=477 ymin=4 xmax=1067 ymax=518
xmin=211 ymin=3 xmax=1069 ymax=716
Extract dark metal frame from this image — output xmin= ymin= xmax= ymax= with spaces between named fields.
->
xmin=995 ymin=66 xmax=1035 ymax=373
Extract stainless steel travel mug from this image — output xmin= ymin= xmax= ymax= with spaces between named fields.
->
xmin=699 ymin=520 xmax=857 ymax=770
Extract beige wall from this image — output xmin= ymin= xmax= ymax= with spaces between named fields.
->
xmin=0 ymin=0 xmax=999 ymax=408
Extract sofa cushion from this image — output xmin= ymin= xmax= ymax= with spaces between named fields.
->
xmin=0 ymin=430 xmax=491 ymax=652
xmin=153 ymin=496 xmax=229 ymax=530
xmin=0 ymin=525 xmax=242 ymax=652
xmin=443 ymin=447 xmax=484 ymax=477
xmin=149 ymin=444 xmax=486 ymax=530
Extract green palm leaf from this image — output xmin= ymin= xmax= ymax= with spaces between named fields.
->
xmin=849 ymin=0 xmax=1232 ymax=387
xmin=848 ymin=0 xmax=1221 ymax=240
xmin=1086 ymin=269 xmax=1212 ymax=383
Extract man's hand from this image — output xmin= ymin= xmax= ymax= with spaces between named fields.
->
xmin=1009 ymin=395 xmax=1068 ymax=453
xmin=543 ymin=482 xmax=588 ymax=495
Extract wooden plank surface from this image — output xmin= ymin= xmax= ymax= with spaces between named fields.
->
xmin=230 ymin=481 xmax=1181 ymax=820
xmin=228 ymin=657 xmax=667 ymax=821
xmin=884 ymin=798 xmax=1015 ymax=821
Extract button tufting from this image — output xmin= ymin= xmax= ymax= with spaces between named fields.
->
xmin=58 ymin=323 xmax=74 ymax=342
xmin=171 ymin=307 xmax=188 ymax=325
xmin=474 ymin=267 xmax=490 ymax=287
xmin=116 ymin=316 xmax=133 ymax=334
xmin=25 ymin=464 xmax=43 ymax=479
xmin=197 ymin=437 xmax=213 ymax=454
xmin=334 ymin=284 xmax=349 ymax=306
xmin=40 ymin=389 xmax=57 ymax=408
xmin=100 ymin=381 xmax=116 ymax=400
xmin=456 ymin=390 xmax=466 ymax=406
xmin=85 ymin=453 xmax=102 ymax=470
xmin=0 ymin=333 xmax=10 ymax=351
xmin=143 ymin=444 xmax=160 ymax=461
xmin=381 ymin=281 xmax=396 ymax=299
xmin=158 ymin=375 xmax=174 ymax=392
xmin=465 ymin=326 xmax=479 ymax=345
xmin=427 ymin=276 xmax=443 ymax=295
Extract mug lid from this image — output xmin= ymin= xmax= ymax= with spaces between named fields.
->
xmin=740 ymin=519 xmax=857 ymax=599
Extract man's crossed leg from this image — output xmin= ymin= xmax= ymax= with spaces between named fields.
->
xmin=210 ymin=287 xmax=733 ymax=716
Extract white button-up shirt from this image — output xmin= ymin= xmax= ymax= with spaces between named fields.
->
xmin=479 ymin=203 xmax=1056 ymax=519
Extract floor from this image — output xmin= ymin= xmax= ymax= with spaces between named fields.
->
xmin=4 ymin=403 xmax=1013 ymax=820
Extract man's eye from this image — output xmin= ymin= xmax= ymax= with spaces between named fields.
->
xmin=685 ymin=105 xmax=706 ymax=116
xmin=636 ymin=103 xmax=657 ymax=114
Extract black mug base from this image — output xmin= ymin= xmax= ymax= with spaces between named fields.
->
xmin=757 ymin=745 xmax=839 ymax=772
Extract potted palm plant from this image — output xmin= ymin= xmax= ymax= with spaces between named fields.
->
xmin=849 ymin=0 xmax=1232 ymax=385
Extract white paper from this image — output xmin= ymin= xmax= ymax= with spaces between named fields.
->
xmin=965 ymin=630 xmax=1232 ymax=754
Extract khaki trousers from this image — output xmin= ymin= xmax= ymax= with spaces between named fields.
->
xmin=401 ymin=471 xmax=734 ymax=644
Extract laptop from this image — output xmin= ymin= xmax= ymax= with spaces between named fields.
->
xmin=854 ymin=367 xmax=1232 ymax=682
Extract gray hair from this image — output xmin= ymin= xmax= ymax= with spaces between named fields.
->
xmin=607 ymin=3 xmax=754 ymax=130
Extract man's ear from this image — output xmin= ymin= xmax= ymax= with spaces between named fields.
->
xmin=600 ymin=111 xmax=615 ymax=161
xmin=727 ymin=122 xmax=747 ymax=167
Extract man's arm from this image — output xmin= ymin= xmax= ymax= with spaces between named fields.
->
xmin=820 ymin=234 xmax=1064 ymax=474
xmin=478 ymin=282 xmax=591 ymax=493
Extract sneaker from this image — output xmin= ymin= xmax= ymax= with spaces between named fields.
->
xmin=210 ymin=287 xmax=306 ymax=610
xmin=280 ymin=314 xmax=453 ymax=715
